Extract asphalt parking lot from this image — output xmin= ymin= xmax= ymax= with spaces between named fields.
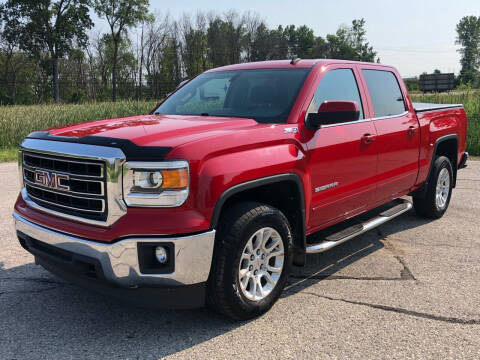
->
xmin=1 ymin=160 xmax=479 ymax=359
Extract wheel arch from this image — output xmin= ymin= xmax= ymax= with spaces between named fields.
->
xmin=414 ymin=133 xmax=458 ymax=198
xmin=210 ymin=173 xmax=307 ymax=266
xmin=431 ymin=134 xmax=458 ymax=187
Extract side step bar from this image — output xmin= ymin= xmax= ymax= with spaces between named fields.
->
xmin=306 ymin=199 xmax=412 ymax=254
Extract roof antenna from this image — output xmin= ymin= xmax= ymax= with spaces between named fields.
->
xmin=290 ymin=55 xmax=301 ymax=65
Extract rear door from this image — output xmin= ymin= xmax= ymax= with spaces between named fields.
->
xmin=360 ymin=68 xmax=420 ymax=202
xmin=305 ymin=65 xmax=378 ymax=229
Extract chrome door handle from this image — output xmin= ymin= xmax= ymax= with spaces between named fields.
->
xmin=361 ymin=133 xmax=376 ymax=144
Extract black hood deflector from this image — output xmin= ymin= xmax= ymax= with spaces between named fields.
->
xmin=26 ymin=131 xmax=173 ymax=161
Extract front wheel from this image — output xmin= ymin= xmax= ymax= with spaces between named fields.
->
xmin=207 ymin=202 xmax=292 ymax=320
xmin=413 ymin=156 xmax=453 ymax=219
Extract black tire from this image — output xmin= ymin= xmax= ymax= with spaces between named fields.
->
xmin=207 ymin=202 xmax=292 ymax=320
xmin=413 ymin=156 xmax=453 ymax=219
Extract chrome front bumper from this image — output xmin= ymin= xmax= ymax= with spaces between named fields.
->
xmin=13 ymin=212 xmax=215 ymax=288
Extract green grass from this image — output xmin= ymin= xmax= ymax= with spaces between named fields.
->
xmin=0 ymin=94 xmax=479 ymax=162
xmin=0 ymin=100 xmax=157 ymax=157
xmin=0 ymin=148 xmax=18 ymax=162
xmin=411 ymin=92 xmax=480 ymax=156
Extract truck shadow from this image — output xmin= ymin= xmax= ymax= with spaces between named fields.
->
xmin=285 ymin=209 xmax=433 ymax=295
xmin=0 ymin=209 xmax=432 ymax=359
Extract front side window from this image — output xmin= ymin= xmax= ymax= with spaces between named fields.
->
xmin=154 ymin=68 xmax=310 ymax=124
xmin=362 ymin=70 xmax=406 ymax=117
xmin=306 ymin=68 xmax=364 ymax=120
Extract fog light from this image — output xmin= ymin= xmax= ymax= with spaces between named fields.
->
xmin=155 ymin=246 xmax=168 ymax=264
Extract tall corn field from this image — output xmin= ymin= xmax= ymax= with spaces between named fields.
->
xmin=0 ymin=100 xmax=157 ymax=151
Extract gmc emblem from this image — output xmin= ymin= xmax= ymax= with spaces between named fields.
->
xmin=34 ymin=170 xmax=70 ymax=191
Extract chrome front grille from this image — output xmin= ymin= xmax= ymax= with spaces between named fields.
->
xmin=23 ymin=153 xmax=104 ymax=177
xmin=19 ymin=138 xmax=127 ymax=226
xmin=22 ymin=151 xmax=108 ymax=222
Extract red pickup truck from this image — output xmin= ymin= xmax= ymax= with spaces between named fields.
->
xmin=13 ymin=59 xmax=468 ymax=320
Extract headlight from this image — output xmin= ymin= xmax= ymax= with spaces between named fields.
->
xmin=122 ymin=160 xmax=189 ymax=207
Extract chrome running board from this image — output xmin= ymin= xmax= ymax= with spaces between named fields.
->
xmin=306 ymin=199 xmax=412 ymax=254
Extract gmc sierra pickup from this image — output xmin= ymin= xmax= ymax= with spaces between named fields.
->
xmin=13 ymin=59 xmax=468 ymax=320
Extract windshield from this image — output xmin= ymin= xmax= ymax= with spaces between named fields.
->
xmin=154 ymin=68 xmax=310 ymax=123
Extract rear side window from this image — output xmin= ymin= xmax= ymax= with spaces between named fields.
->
xmin=362 ymin=70 xmax=406 ymax=117
xmin=307 ymin=69 xmax=364 ymax=119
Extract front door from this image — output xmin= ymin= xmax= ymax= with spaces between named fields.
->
xmin=305 ymin=67 xmax=378 ymax=230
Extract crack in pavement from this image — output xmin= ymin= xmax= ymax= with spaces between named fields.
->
xmin=291 ymin=227 xmax=418 ymax=283
xmin=377 ymin=228 xmax=416 ymax=281
xmin=298 ymin=291 xmax=480 ymax=325
xmin=394 ymin=255 xmax=416 ymax=280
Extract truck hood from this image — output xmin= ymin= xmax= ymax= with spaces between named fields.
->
xmin=47 ymin=114 xmax=259 ymax=148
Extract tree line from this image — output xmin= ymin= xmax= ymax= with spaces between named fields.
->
xmin=0 ymin=0 xmax=377 ymax=105
xmin=457 ymin=15 xmax=480 ymax=86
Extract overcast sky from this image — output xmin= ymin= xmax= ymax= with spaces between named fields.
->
xmin=119 ymin=0 xmax=477 ymax=77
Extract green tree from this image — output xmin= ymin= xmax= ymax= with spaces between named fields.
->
xmin=93 ymin=0 xmax=150 ymax=101
xmin=283 ymin=25 xmax=315 ymax=58
xmin=0 ymin=8 xmax=380 ymax=105
xmin=325 ymin=19 xmax=376 ymax=61
xmin=180 ymin=14 xmax=208 ymax=77
xmin=350 ymin=19 xmax=376 ymax=62
xmin=207 ymin=13 xmax=244 ymax=68
xmin=456 ymin=16 xmax=480 ymax=85
xmin=154 ymin=33 xmax=181 ymax=97
xmin=207 ymin=18 xmax=230 ymax=67
xmin=268 ymin=26 xmax=289 ymax=60
xmin=249 ymin=23 xmax=273 ymax=61
xmin=1 ymin=0 xmax=92 ymax=103
xmin=311 ymin=36 xmax=328 ymax=58
xmin=242 ymin=11 xmax=264 ymax=62
xmin=182 ymin=28 xmax=208 ymax=77
xmin=94 ymin=34 xmax=137 ymax=100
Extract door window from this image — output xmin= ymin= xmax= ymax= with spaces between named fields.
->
xmin=307 ymin=69 xmax=364 ymax=120
xmin=362 ymin=70 xmax=406 ymax=117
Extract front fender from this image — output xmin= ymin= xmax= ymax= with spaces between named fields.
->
xmin=195 ymin=143 xmax=307 ymax=226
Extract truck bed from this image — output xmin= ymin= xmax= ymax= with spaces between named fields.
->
xmin=413 ymin=102 xmax=463 ymax=113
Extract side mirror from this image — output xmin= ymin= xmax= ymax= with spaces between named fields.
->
xmin=306 ymin=101 xmax=360 ymax=130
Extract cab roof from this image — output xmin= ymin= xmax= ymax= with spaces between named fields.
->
xmin=206 ymin=59 xmax=393 ymax=72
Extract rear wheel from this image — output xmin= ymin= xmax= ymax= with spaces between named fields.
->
xmin=207 ymin=202 xmax=292 ymax=320
xmin=413 ymin=156 xmax=453 ymax=219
